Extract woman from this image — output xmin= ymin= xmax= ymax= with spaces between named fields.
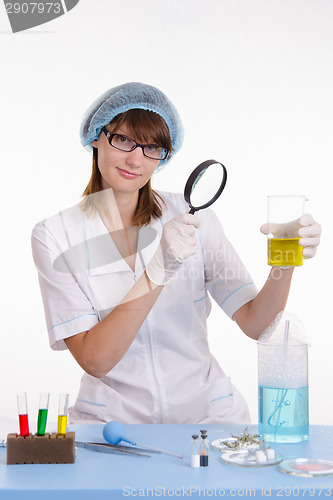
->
xmin=32 ymin=82 xmax=321 ymax=424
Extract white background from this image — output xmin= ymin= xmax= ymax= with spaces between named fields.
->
xmin=0 ymin=0 xmax=332 ymax=432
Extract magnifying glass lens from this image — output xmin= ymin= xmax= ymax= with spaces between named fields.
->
xmin=184 ymin=160 xmax=227 ymax=214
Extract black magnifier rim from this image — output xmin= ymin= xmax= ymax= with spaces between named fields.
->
xmin=184 ymin=159 xmax=227 ymax=212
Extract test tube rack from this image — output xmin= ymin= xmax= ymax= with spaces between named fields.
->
xmin=6 ymin=432 xmax=75 ymax=464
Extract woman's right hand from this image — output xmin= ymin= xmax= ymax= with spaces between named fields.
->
xmin=64 ymin=213 xmax=201 ymax=376
xmin=146 ymin=213 xmax=201 ymax=286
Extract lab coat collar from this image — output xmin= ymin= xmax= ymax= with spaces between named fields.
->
xmin=135 ymin=219 xmax=162 ymax=275
xmin=83 ymin=210 xmax=161 ymax=277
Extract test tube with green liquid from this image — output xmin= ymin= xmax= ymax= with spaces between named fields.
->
xmin=57 ymin=393 xmax=69 ymax=436
xmin=37 ymin=392 xmax=50 ymax=436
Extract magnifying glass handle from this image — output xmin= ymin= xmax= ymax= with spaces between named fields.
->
xmin=188 ymin=207 xmax=196 ymax=215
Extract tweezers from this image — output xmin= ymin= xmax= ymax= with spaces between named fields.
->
xmin=75 ymin=441 xmax=151 ymax=457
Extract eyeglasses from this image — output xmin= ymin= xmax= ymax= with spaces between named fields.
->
xmin=102 ymin=127 xmax=169 ymax=161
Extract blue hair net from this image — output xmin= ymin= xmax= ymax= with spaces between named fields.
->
xmin=80 ymin=82 xmax=184 ymax=171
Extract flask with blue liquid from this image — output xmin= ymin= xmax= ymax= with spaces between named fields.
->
xmin=258 ymin=312 xmax=309 ymax=443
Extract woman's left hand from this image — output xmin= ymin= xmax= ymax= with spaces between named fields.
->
xmin=260 ymin=214 xmax=322 ymax=259
xmin=298 ymin=214 xmax=322 ymax=259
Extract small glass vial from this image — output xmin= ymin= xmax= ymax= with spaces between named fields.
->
xmin=191 ymin=434 xmax=200 ymax=468
xmin=200 ymin=435 xmax=209 ymax=467
xmin=200 ymin=429 xmax=208 ymax=445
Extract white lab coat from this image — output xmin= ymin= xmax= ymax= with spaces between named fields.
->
xmin=31 ymin=191 xmax=258 ymax=424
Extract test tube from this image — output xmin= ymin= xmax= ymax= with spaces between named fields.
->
xmin=57 ymin=393 xmax=69 ymax=436
xmin=17 ymin=392 xmax=29 ymax=437
xmin=37 ymin=392 xmax=50 ymax=436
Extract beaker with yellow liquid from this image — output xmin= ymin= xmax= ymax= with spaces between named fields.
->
xmin=268 ymin=238 xmax=303 ymax=267
xmin=267 ymin=195 xmax=307 ymax=267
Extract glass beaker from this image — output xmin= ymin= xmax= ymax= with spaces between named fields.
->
xmin=258 ymin=341 xmax=309 ymax=443
xmin=267 ymin=195 xmax=307 ymax=267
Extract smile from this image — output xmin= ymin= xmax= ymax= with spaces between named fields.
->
xmin=117 ymin=168 xmax=141 ymax=180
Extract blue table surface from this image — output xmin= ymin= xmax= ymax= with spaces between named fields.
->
xmin=1 ymin=424 xmax=333 ymax=499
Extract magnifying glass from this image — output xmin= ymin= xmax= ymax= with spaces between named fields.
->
xmin=184 ymin=159 xmax=227 ymax=214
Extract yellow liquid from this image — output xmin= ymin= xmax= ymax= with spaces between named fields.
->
xmin=268 ymin=238 xmax=303 ymax=267
xmin=57 ymin=415 xmax=67 ymax=435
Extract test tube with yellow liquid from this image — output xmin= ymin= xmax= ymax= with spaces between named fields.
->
xmin=267 ymin=195 xmax=307 ymax=267
xmin=57 ymin=393 xmax=69 ymax=436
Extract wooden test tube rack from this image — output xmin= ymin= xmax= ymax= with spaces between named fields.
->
xmin=6 ymin=432 xmax=75 ymax=464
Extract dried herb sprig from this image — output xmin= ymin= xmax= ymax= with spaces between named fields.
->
xmin=221 ymin=427 xmax=264 ymax=450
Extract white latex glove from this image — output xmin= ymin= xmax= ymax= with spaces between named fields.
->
xmin=260 ymin=214 xmax=322 ymax=259
xmin=146 ymin=213 xmax=201 ymax=285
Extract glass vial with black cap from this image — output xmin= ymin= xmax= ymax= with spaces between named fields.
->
xmin=191 ymin=434 xmax=200 ymax=468
xmin=200 ymin=431 xmax=209 ymax=467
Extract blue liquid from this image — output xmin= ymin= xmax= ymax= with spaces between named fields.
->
xmin=258 ymin=386 xmax=309 ymax=443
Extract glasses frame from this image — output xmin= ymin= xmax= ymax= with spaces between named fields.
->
xmin=102 ymin=127 xmax=168 ymax=161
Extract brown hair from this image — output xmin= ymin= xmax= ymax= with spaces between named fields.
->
xmin=81 ymin=109 xmax=172 ymax=226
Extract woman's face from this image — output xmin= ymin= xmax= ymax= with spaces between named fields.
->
xmin=92 ymin=124 xmax=159 ymax=194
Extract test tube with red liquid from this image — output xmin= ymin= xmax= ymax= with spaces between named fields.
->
xmin=17 ymin=392 xmax=29 ymax=437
